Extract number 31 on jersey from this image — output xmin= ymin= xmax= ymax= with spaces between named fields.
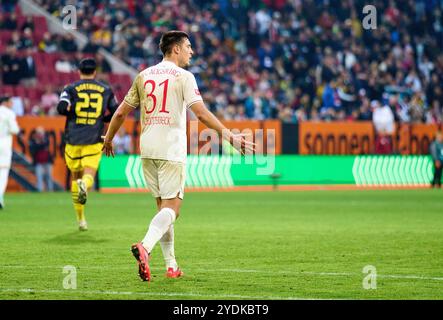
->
xmin=144 ymin=79 xmax=169 ymax=114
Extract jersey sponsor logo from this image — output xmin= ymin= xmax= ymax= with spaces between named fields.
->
xmin=76 ymin=118 xmax=97 ymax=125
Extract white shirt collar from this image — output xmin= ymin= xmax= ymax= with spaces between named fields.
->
xmin=160 ymin=60 xmax=178 ymax=67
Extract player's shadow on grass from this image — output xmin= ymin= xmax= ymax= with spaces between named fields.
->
xmin=44 ymin=232 xmax=111 ymax=246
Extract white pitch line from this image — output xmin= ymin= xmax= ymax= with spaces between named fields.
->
xmin=0 ymin=288 xmax=321 ymax=300
xmin=1 ymin=265 xmax=442 ymax=281
xmin=210 ymin=269 xmax=443 ymax=281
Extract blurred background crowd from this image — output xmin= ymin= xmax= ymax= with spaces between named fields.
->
xmin=1 ymin=0 xmax=443 ymax=125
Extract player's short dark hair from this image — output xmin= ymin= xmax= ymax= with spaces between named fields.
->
xmin=0 ymin=95 xmax=11 ymax=104
xmin=78 ymin=58 xmax=97 ymax=75
xmin=159 ymin=31 xmax=190 ymax=56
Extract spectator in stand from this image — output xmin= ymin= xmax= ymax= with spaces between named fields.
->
xmin=19 ymin=28 xmax=35 ymax=50
xmin=8 ymin=30 xmax=21 ymax=48
xmin=278 ymin=106 xmax=295 ymax=123
xmin=21 ymin=16 xmax=35 ymax=32
xmin=1 ymin=0 xmax=18 ymax=13
xmin=310 ymin=108 xmax=321 ymax=122
xmin=409 ymin=93 xmax=426 ymax=123
xmin=234 ymin=106 xmax=247 ymax=121
xmin=426 ymin=101 xmax=442 ymax=125
xmin=1 ymin=11 xmax=18 ymax=30
xmin=40 ymin=86 xmax=59 ymax=114
xmin=95 ymin=53 xmax=112 ymax=73
xmin=128 ymin=38 xmax=145 ymax=69
xmin=1 ymin=45 xmax=22 ymax=85
xmin=30 ymin=104 xmax=45 ymax=116
xmin=113 ymin=127 xmax=132 ymax=155
xmin=372 ymin=100 xmax=395 ymax=154
xmin=257 ymin=40 xmax=275 ymax=71
xmin=91 ymin=27 xmax=112 ymax=51
xmin=60 ymin=33 xmax=78 ymax=53
xmin=29 ymin=126 xmax=54 ymax=192
xmin=20 ymin=47 xmax=37 ymax=87
xmin=38 ymin=32 xmax=58 ymax=53
xmin=5 ymin=0 xmax=443 ymax=123
xmin=82 ymin=37 xmax=101 ymax=54
xmin=357 ymin=96 xmax=373 ymax=121
xmin=55 ymin=53 xmax=75 ymax=73
xmin=320 ymin=80 xmax=342 ymax=120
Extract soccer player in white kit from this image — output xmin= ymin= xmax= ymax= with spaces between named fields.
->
xmin=102 ymin=31 xmax=254 ymax=281
xmin=0 ymin=95 xmax=20 ymax=209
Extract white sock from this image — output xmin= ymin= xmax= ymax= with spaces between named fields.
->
xmin=142 ymin=207 xmax=176 ymax=254
xmin=160 ymin=224 xmax=178 ymax=270
xmin=0 ymin=168 xmax=10 ymax=204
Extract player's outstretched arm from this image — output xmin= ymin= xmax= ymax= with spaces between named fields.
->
xmin=102 ymin=101 xmax=134 ymax=157
xmin=190 ymin=101 xmax=255 ymax=154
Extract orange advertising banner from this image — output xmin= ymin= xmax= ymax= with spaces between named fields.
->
xmin=395 ymin=123 xmax=439 ymax=155
xmin=15 ymin=117 xmax=68 ymax=187
xmin=13 ymin=116 xmax=138 ymax=188
xmin=187 ymin=119 xmax=269 ymax=155
xmin=262 ymin=120 xmax=282 ymax=155
xmin=186 ymin=119 xmax=281 ymax=155
xmin=300 ymin=121 xmax=440 ymax=155
xmin=299 ymin=121 xmax=375 ymax=155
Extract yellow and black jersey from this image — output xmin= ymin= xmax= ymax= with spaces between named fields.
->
xmin=57 ymin=79 xmax=118 ymax=145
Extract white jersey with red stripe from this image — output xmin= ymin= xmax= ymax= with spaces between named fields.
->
xmin=124 ymin=60 xmax=202 ymax=163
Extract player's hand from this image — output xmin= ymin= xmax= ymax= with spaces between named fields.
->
xmin=101 ymin=135 xmax=114 ymax=157
xmin=436 ymin=160 xmax=441 ymax=168
xmin=226 ymin=132 xmax=256 ymax=155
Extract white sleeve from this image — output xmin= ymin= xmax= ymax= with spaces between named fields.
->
xmin=59 ymin=88 xmax=72 ymax=105
xmin=8 ymin=112 xmax=20 ymax=135
xmin=183 ymin=72 xmax=203 ymax=109
xmin=123 ymin=74 xmax=140 ymax=108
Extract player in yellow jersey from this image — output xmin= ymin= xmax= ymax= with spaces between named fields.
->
xmin=57 ymin=58 xmax=118 ymax=231
xmin=102 ymin=31 xmax=254 ymax=281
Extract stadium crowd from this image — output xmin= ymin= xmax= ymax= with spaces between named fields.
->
xmin=1 ymin=0 xmax=443 ymax=124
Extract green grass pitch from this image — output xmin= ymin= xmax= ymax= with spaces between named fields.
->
xmin=0 ymin=190 xmax=442 ymax=300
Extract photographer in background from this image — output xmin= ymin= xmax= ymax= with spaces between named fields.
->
xmin=430 ymin=131 xmax=443 ymax=189
xmin=372 ymin=100 xmax=395 ymax=154
xmin=29 ymin=126 xmax=54 ymax=192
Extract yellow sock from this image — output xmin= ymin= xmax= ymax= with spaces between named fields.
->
xmin=71 ymin=181 xmax=85 ymax=222
xmin=82 ymin=174 xmax=94 ymax=190
xmin=74 ymin=203 xmax=85 ymax=222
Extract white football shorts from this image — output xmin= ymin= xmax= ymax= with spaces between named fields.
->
xmin=141 ymin=158 xmax=186 ymax=200
xmin=0 ymin=146 xmax=12 ymax=168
